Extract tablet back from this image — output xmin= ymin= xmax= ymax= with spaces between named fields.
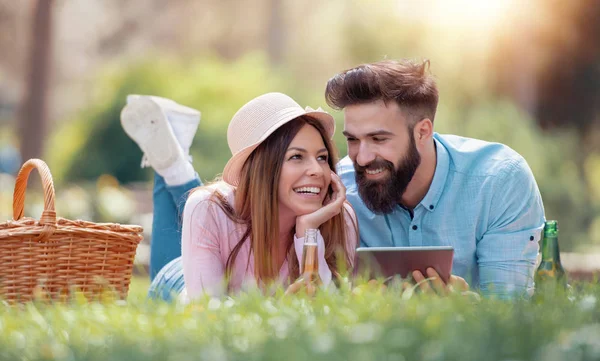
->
xmin=353 ymin=246 xmax=454 ymax=283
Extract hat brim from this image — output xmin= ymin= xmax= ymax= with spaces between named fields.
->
xmin=222 ymin=109 xmax=335 ymax=186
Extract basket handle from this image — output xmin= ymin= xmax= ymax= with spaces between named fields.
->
xmin=13 ymin=159 xmax=57 ymax=227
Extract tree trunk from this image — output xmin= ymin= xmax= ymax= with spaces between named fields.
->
xmin=19 ymin=0 xmax=54 ymax=161
xmin=267 ymin=0 xmax=283 ymax=66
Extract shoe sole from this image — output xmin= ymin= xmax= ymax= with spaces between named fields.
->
xmin=127 ymin=93 xmax=200 ymax=125
xmin=120 ymin=97 xmax=183 ymax=170
xmin=150 ymin=96 xmax=201 ymax=117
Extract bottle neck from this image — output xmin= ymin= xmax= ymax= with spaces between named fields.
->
xmin=541 ymin=234 xmax=561 ymax=263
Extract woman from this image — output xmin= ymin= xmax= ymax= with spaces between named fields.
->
xmin=121 ymin=92 xmax=358 ymax=301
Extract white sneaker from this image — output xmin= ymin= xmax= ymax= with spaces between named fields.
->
xmin=126 ymin=95 xmax=200 ymax=157
xmin=120 ymin=97 xmax=185 ymax=171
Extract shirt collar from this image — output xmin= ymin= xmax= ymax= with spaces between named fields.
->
xmin=419 ymin=134 xmax=449 ymax=212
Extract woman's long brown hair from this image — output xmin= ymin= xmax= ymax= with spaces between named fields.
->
xmin=195 ymin=115 xmax=353 ymax=288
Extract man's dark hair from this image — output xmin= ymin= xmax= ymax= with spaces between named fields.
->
xmin=325 ymin=59 xmax=439 ymax=124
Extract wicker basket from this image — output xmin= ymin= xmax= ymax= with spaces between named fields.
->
xmin=0 ymin=159 xmax=144 ymax=303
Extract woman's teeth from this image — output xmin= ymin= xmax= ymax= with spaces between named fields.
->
xmin=294 ymin=187 xmax=321 ymax=194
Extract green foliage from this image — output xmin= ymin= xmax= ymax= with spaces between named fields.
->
xmin=2 ymin=279 xmax=600 ymax=361
xmin=47 ymin=54 xmax=288 ymax=185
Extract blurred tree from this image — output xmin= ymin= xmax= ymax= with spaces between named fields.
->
xmin=0 ymin=2 xmax=26 ymax=82
xmin=267 ymin=0 xmax=284 ymax=66
xmin=533 ymin=1 xmax=600 ymax=135
xmin=19 ymin=0 xmax=54 ymax=161
xmin=490 ymin=0 xmax=600 ymax=245
xmin=533 ymin=1 xmax=600 ymax=203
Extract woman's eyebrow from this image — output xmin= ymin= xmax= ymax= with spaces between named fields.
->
xmin=286 ymin=147 xmax=328 ymax=153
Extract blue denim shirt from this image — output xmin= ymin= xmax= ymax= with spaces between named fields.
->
xmin=337 ymin=133 xmax=545 ymax=299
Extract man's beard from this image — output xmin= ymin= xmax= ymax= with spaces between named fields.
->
xmin=355 ymin=134 xmax=421 ymax=214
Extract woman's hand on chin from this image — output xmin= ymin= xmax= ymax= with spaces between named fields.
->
xmin=295 ymin=172 xmax=346 ymax=237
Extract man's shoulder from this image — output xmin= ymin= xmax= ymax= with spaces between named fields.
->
xmin=436 ymin=133 xmax=526 ymax=178
xmin=337 ymin=156 xmax=355 ymax=175
xmin=336 ymin=156 xmax=358 ymax=188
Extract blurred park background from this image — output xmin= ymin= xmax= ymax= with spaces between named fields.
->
xmin=0 ymin=0 xmax=599 ymax=274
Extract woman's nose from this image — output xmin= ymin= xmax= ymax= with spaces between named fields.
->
xmin=307 ymin=158 xmax=324 ymax=176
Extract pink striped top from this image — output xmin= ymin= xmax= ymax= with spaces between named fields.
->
xmin=180 ymin=182 xmax=358 ymax=299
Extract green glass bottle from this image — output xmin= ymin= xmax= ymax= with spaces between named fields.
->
xmin=534 ymin=220 xmax=567 ymax=290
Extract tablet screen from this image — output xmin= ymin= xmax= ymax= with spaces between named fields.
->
xmin=353 ymin=246 xmax=454 ymax=283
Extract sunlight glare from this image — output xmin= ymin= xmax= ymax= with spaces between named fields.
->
xmin=397 ymin=0 xmax=517 ymax=30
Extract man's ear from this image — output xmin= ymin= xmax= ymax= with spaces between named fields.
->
xmin=414 ymin=118 xmax=433 ymax=142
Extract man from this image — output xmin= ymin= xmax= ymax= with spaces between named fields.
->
xmin=326 ymin=59 xmax=545 ymax=299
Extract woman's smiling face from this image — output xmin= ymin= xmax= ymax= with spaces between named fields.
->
xmin=277 ymin=123 xmax=332 ymax=218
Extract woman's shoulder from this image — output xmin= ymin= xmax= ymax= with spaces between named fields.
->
xmin=184 ymin=181 xmax=236 ymax=221
xmin=342 ymin=201 xmax=359 ymax=249
xmin=342 ymin=201 xmax=358 ymax=223
xmin=186 ymin=181 xmax=235 ymax=205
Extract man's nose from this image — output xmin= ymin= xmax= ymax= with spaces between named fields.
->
xmin=355 ymin=144 xmax=376 ymax=167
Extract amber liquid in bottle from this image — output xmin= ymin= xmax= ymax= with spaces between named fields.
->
xmin=298 ymin=229 xmax=323 ymax=287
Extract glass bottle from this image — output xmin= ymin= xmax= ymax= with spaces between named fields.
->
xmin=297 ymin=228 xmax=323 ymax=288
xmin=534 ymin=220 xmax=567 ymax=290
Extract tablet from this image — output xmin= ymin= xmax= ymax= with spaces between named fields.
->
xmin=353 ymin=246 xmax=454 ymax=283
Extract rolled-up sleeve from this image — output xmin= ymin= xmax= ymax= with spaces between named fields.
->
xmin=181 ymin=191 xmax=226 ymax=300
xmin=477 ymin=157 xmax=545 ymax=299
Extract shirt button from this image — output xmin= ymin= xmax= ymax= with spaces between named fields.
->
xmin=429 ymin=205 xmax=434 ymax=210
xmin=412 ymin=225 xmax=418 ymax=230
xmin=530 ymin=236 xmax=534 ymax=241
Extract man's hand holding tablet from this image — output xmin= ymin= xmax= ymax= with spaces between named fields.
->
xmin=411 ymin=267 xmax=470 ymax=296
xmin=353 ymin=246 xmax=470 ymax=295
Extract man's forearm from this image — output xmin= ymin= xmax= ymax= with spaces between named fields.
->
xmin=478 ymin=260 xmax=536 ymax=299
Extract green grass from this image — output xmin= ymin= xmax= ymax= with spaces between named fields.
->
xmin=1 ymin=278 xmax=600 ymax=361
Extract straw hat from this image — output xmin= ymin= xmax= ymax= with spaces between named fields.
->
xmin=222 ymin=92 xmax=335 ymax=186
